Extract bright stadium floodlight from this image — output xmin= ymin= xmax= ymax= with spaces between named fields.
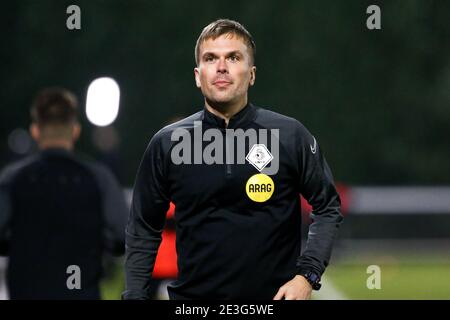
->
xmin=86 ymin=77 xmax=120 ymax=126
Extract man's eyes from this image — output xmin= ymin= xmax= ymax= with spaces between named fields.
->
xmin=203 ymin=55 xmax=240 ymax=63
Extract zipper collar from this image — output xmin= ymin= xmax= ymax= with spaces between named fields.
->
xmin=202 ymin=102 xmax=257 ymax=129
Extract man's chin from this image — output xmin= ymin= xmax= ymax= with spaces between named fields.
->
xmin=206 ymin=95 xmax=234 ymax=106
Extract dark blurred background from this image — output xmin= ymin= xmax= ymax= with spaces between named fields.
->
xmin=1 ymin=0 xmax=449 ymax=299
xmin=1 ymin=0 xmax=449 ymax=186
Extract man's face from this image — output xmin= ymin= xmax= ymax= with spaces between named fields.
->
xmin=194 ymin=33 xmax=256 ymax=107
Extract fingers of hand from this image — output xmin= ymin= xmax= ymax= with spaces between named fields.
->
xmin=274 ymin=286 xmax=311 ymax=300
xmin=273 ymin=287 xmax=286 ymax=300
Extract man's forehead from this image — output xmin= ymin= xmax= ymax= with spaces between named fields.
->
xmin=199 ymin=33 xmax=249 ymax=54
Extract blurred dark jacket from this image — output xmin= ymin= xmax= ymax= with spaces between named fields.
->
xmin=0 ymin=148 xmax=127 ymax=299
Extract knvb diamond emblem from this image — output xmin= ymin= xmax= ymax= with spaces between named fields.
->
xmin=246 ymin=144 xmax=274 ymax=172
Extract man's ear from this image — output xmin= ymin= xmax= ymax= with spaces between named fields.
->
xmin=29 ymin=123 xmax=40 ymax=142
xmin=72 ymin=123 xmax=81 ymax=142
xmin=194 ymin=67 xmax=202 ymax=88
xmin=249 ymin=65 xmax=256 ymax=86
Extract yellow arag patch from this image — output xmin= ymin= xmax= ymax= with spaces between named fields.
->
xmin=245 ymin=174 xmax=275 ymax=202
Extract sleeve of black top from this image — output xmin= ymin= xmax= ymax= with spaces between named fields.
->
xmin=295 ymin=124 xmax=344 ymax=277
xmin=0 ymin=166 xmax=14 ymax=255
xmin=122 ymin=133 xmax=170 ymax=300
xmin=91 ymin=163 xmax=128 ymax=256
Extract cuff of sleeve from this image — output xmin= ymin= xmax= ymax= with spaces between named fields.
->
xmin=296 ymin=266 xmax=322 ymax=278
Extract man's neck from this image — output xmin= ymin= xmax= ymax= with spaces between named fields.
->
xmin=38 ymin=140 xmax=74 ymax=151
xmin=205 ymin=97 xmax=248 ymax=126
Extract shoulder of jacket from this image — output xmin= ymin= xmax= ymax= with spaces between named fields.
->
xmin=153 ymin=110 xmax=203 ymax=141
xmin=0 ymin=154 xmax=41 ymax=184
xmin=254 ymin=105 xmax=308 ymax=132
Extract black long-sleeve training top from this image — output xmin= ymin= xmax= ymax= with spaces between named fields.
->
xmin=124 ymin=103 xmax=343 ymax=299
xmin=0 ymin=148 xmax=128 ymax=299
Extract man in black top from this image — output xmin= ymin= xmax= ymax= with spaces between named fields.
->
xmin=0 ymin=88 xmax=128 ymax=299
xmin=124 ymin=19 xmax=343 ymax=300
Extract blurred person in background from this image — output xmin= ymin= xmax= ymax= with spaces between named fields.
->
xmin=0 ymin=87 xmax=128 ymax=299
xmin=124 ymin=19 xmax=343 ymax=300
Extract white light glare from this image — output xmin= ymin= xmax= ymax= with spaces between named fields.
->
xmin=86 ymin=77 xmax=120 ymax=126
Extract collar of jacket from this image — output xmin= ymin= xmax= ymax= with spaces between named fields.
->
xmin=40 ymin=147 xmax=73 ymax=158
xmin=201 ymin=102 xmax=257 ymax=129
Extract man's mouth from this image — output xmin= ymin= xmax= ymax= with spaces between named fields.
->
xmin=213 ymin=79 xmax=232 ymax=87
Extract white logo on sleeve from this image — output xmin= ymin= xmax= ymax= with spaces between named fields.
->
xmin=246 ymin=144 xmax=273 ymax=172
xmin=310 ymin=137 xmax=317 ymax=154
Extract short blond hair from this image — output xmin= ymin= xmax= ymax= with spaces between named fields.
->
xmin=195 ymin=19 xmax=256 ymax=66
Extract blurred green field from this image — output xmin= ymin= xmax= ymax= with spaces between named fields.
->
xmin=100 ymin=255 xmax=450 ymax=300
xmin=323 ymin=255 xmax=450 ymax=300
xmin=100 ymin=259 xmax=125 ymax=300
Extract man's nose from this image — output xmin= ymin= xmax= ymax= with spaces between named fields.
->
xmin=216 ymin=58 xmax=228 ymax=73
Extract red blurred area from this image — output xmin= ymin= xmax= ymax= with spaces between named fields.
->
xmin=300 ymin=182 xmax=350 ymax=221
xmin=152 ymin=202 xmax=178 ymax=278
